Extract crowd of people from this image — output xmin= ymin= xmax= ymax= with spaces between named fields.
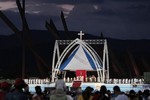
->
xmin=24 ymin=77 xmax=144 ymax=84
xmin=0 ymin=76 xmax=150 ymax=100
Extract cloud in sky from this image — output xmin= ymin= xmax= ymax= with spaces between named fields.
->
xmin=0 ymin=1 xmax=16 ymax=10
xmin=0 ymin=0 xmax=150 ymax=39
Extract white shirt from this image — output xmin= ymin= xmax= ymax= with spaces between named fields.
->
xmin=115 ymin=94 xmax=128 ymax=100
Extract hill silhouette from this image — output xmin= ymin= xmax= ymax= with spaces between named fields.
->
xmin=0 ymin=30 xmax=150 ymax=79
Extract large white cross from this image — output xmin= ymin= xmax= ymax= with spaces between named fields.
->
xmin=78 ymin=31 xmax=84 ymax=40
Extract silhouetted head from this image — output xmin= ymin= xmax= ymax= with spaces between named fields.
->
xmin=113 ymin=85 xmax=121 ymax=93
xmin=14 ymin=78 xmax=27 ymax=90
xmin=100 ymin=85 xmax=107 ymax=94
xmin=35 ymin=86 xmax=42 ymax=94
xmin=129 ymin=90 xmax=136 ymax=99
xmin=57 ymin=73 xmax=63 ymax=79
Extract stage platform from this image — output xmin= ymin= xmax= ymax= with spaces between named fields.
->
xmin=28 ymin=82 xmax=150 ymax=93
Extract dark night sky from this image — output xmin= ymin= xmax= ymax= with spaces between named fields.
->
xmin=0 ymin=0 xmax=150 ymax=39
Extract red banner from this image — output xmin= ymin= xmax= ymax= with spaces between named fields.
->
xmin=75 ymin=70 xmax=86 ymax=82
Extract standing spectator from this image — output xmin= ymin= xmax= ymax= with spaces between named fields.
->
xmin=55 ymin=73 xmax=66 ymax=91
xmin=24 ymin=84 xmax=32 ymax=100
xmin=0 ymin=81 xmax=12 ymax=100
xmin=66 ymin=91 xmax=73 ymax=100
xmin=32 ymin=86 xmax=44 ymax=100
xmin=73 ymin=87 xmax=82 ymax=100
xmin=92 ymin=85 xmax=110 ymax=100
xmin=77 ymin=86 xmax=93 ymax=100
xmin=99 ymin=85 xmax=110 ymax=100
xmin=107 ymin=90 xmax=112 ymax=99
xmin=50 ymin=89 xmax=67 ymax=100
xmin=143 ymin=89 xmax=150 ymax=100
xmin=92 ymin=91 xmax=100 ymax=100
xmin=128 ymin=90 xmax=138 ymax=100
xmin=137 ymin=90 xmax=143 ymax=100
xmin=6 ymin=78 xmax=28 ymax=100
xmin=111 ymin=85 xmax=128 ymax=100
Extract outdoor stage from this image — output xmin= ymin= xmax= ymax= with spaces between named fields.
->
xmin=28 ymin=33 xmax=150 ymax=93
xmin=28 ymin=82 xmax=150 ymax=93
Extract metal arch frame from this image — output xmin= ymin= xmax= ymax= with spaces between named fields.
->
xmin=80 ymin=40 xmax=103 ymax=82
xmin=51 ymin=39 xmax=79 ymax=82
xmin=51 ymin=38 xmax=109 ymax=83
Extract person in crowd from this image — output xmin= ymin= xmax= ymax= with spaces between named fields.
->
xmin=24 ymin=84 xmax=32 ymax=100
xmin=55 ymin=72 xmax=66 ymax=91
xmin=77 ymin=86 xmax=93 ymax=100
xmin=92 ymin=85 xmax=110 ymax=100
xmin=107 ymin=90 xmax=112 ymax=99
xmin=0 ymin=81 xmax=12 ymax=100
xmin=137 ymin=90 xmax=143 ymax=100
xmin=50 ymin=89 xmax=68 ymax=100
xmin=5 ymin=78 xmax=28 ymax=100
xmin=66 ymin=91 xmax=73 ymax=100
xmin=99 ymin=85 xmax=110 ymax=100
xmin=48 ymin=88 xmax=56 ymax=100
xmin=128 ymin=90 xmax=138 ymax=100
xmin=32 ymin=86 xmax=44 ymax=100
xmin=111 ymin=85 xmax=128 ymax=100
xmin=92 ymin=90 xmax=100 ymax=100
xmin=43 ymin=88 xmax=50 ymax=100
xmin=142 ymin=89 xmax=150 ymax=100
xmin=73 ymin=87 xmax=82 ymax=100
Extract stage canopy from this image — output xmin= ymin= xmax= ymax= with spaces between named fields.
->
xmin=59 ymin=45 xmax=97 ymax=71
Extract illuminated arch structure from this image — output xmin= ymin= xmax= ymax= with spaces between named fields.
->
xmin=51 ymin=31 xmax=109 ymax=83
